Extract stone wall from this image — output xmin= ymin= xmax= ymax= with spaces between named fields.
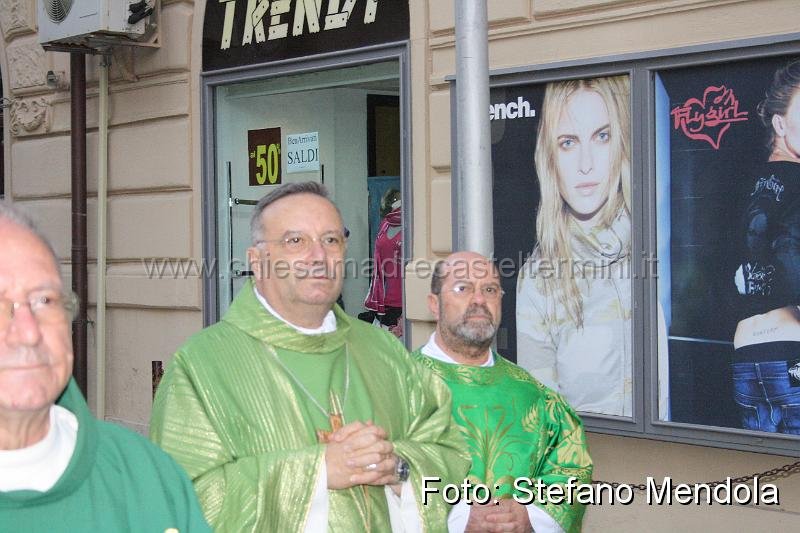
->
xmin=0 ymin=0 xmax=204 ymax=433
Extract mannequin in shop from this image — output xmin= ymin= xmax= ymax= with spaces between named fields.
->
xmin=362 ymin=195 xmax=404 ymax=337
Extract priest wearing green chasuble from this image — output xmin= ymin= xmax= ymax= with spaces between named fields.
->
xmin=412 ymin=252 xmax=592 ymax=533
xmin=150 ymin=183 xmax=470 ymax=532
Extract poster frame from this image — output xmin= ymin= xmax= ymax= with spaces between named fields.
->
xmin=451 ymin=32 xmax=800 ymax=456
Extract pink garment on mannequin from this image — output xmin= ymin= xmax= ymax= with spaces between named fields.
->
xmin=364 ymin=208 xmax=403 ymax=313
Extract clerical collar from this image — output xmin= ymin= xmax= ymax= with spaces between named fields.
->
xmin=421 ymin=332 xmax=494 ymax=367
xmin=253 ymin=286 xmax=337 ymax=335
xmin=0 ymin=405 xmax=78 ymax=492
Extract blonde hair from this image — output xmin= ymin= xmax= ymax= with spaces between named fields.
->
xmin=533 ymin=76 xmax=631 ymax=327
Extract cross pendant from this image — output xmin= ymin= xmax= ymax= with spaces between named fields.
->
xmin=316 ymin=412 xmax=344 ymax=443
xmin=316 ymin=391 xmax=345 ymax=443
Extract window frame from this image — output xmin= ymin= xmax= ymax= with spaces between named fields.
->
xmin=450 ymin=32 xmax=800 ymax=455
xmin=200 ymin=42 xmax=415 ymax=348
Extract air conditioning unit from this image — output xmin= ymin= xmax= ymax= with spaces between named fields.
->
xmin=38 ymin=0 xmax=157 ymax=48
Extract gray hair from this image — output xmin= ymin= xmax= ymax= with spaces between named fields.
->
xmin=0 ymin=201 xmax=60 ymax=270
xmin=249 ymin=181 xmax=338 ymax=244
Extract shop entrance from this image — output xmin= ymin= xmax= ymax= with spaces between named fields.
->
xmin=212 ymin=60 xmax=405 ymax=335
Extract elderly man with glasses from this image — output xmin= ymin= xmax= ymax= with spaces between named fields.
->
xmin=150 ymin=181 xmax=469 ymax=532
xmin=412 ymin=252 xmax=593 ymax=533
xmin=0 ymin=203 xmax=209 ymax=531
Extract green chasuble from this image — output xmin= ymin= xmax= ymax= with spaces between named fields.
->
xmin=0 ymin=379 xmax=210 ymax=533
xmin=412 ymin=349 xmax=593 ymax=533
xmin=150 ymin=280 xmax=469 ymax=532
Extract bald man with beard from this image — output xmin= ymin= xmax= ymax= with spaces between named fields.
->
xmin=412 ymin=252 xmax=593 ymax=533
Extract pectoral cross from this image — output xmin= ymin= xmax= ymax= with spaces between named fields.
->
xmin=316 ymin=391 xmax=345 ymax=443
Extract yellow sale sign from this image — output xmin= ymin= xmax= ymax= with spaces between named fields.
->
xmin=248 ymin=127 xmax=281 ymax=185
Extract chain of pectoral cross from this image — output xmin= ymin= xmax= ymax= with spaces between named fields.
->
xmin=265 ymin=342 xmax=351 ymax=444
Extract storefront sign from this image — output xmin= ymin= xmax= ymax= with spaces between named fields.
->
xmin=248 ymin=127 xmax=282 ymax=185
xmin=286 ymin=132 xmax=320 ymax=173
xmin=203 ymin=0 xmax=409 ymax=71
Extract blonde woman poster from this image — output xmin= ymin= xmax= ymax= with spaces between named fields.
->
xmin=512 ymin=76 xmax=633 ymax=417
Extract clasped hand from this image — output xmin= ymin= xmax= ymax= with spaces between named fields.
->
xmin=325 ymin=421 xmax=399 ymax=491
xmin=466 ymin=499 xmax=532 ymax=533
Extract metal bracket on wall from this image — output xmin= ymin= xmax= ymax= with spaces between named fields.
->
xmin=41 ymin=0 xmax=162 ymax=53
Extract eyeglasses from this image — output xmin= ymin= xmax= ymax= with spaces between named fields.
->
xmin=256 ymin=231 xmax=347 ymax=254
xmin=447 ymin=282 xmax=504 ymax=300
xmin=0 ymin=292 xmax=78 ymax=330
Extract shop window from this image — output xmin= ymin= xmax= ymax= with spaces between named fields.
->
xmin=479 ymin=37 xmax=800 ymax=454
xmin=211 ymin=59 xmax=407 ymax=340
xmin=367 ymin=94 xmax=400 ymax=177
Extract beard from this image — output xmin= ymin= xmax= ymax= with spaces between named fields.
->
xmin=447 ymin=304 xmax=497 ymax=347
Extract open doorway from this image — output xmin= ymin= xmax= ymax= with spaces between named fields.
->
xmin=213 ymin=60 xmax=405 ymax=339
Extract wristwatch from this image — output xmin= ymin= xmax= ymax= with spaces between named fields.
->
xmin=395 ymin=456 xmax=410 ymax=483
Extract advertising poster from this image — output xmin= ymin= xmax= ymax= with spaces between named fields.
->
xmin=492 ymin=75 xmax=633 ymax=418
xmin=656 ymin=55 xmax=800 ymax=435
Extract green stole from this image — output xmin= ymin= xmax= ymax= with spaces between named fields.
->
xmin=243 ymin=293 xmax=391 ymax=531
xmin=413 ymin=350 xmax=592 ymax=533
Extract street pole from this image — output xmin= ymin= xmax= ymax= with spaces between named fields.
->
xmin=454 ymin=0 xmax=493 ymax=256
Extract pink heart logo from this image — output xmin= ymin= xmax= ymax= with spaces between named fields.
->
xmin=670 ymin=85 xmax=749 ymax=150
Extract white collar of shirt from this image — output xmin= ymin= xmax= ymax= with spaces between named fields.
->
xmin=253 ymin=285 xmax=337 ymax=335
xmin=420 ymin=332 xmax=494 ymax=367
xmin=0 ymin=405 xmax=78 ymax=492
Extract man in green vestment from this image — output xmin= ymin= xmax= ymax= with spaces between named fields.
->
xmin=150 ymin=182 xmax=469 ymax=532
xmin=412 ymin=252 xmax=593 ymax=533
xmin=0 ymin=203 xmax=209 ymax=532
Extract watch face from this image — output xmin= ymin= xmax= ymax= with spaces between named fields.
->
xmin=397 ymin=458 xmax=410 ymax=481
